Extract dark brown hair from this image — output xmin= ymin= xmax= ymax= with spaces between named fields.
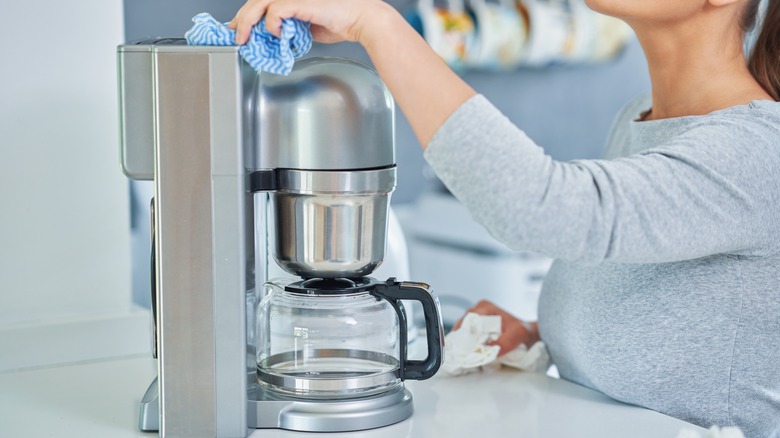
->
xmin=743 ymin=0 xmax=780 ymax=100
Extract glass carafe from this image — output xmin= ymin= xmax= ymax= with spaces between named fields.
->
xmin=256 ymin=277 xmax=443 ymax=400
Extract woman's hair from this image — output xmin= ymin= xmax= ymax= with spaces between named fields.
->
xmin=742 ymin=0 xmax=780 ymax=100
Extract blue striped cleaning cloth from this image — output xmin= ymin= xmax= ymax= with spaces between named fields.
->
xmin=184 ymin=12 xmax=312 ymax=75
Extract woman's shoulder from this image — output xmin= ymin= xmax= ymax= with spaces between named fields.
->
xmin=738 ymin=99 xmax=780 ymax=130
xmin=647 ymin=100 xmax=780 ymax=193
xmin=686 ymin=99 xmax=780 ymax=149
xmin=704 ymin=98 xmax=780 ymax=120
xmin=635 ymin=98 xmax=780 ymax=157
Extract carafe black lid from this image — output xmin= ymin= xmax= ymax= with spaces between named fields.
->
xmin=285 ymin=277 xmax=379 ymax=295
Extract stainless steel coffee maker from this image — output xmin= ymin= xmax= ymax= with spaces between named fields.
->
xmin=117 ymin=40 xmax=443 ymax=437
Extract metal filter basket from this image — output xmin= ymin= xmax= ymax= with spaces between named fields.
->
xmin=271 ymin=167 xmax=396 ymax=279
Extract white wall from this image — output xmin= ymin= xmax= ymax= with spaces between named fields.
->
xmin=0 ymin=0 xmax=131 ymax=327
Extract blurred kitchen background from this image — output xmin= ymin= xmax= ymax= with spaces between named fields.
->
xmin=0 ymin=0 xmax=648 ymax=369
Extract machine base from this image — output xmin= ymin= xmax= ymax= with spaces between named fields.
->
xmin=249 ymin=384 xmax=413 ymax=432
xmin=138 ymin=378 xmax=413 ymax=433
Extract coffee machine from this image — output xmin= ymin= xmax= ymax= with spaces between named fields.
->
xmin=117 ymin=40 xmax=443 ymax=437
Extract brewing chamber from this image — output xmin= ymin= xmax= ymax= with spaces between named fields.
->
xmin=251 ymin=58 xmax=397 ymax=279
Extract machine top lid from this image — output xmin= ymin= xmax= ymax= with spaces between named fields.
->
xmin=117 ymin=38 xmax=185 ymax=52
xmin=250 ymin=57 xmax=396 ymax=171
xmin=117 ymin=38 xmax=238 ymax=53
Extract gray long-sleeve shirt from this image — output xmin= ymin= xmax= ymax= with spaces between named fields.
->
xmin=424 ymin=94 xmax=780 ymax=437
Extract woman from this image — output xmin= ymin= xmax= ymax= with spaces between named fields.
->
xmin=230 ymin=0 xmax=780 ymax=435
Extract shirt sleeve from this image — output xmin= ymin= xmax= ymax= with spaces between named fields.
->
xmin=423 ymin=94 xmax=780 ymax=264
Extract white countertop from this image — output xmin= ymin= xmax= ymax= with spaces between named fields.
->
xmin=0 ymin=353 xmax=703 ymax=438
xmin=0 ymin=310 xmax=703 ymax=437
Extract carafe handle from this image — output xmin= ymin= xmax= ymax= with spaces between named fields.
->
xmin=372 ymin=278 xmax=443 ymax=380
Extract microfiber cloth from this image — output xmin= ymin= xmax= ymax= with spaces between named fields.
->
xmin=184 ymin=12 xmax=312 ymax=75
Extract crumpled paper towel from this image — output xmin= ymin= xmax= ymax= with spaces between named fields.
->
xmin=676 ymin=426 xmax=745 ymax=438
xmin=441 ymin=312 xmax=550 ymax=376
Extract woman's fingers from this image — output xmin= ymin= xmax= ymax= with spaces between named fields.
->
xmin=452 ymin=317 xmax=464 ymax=331
xmin=264 ymin=2 xmax=294 ymax=38
xmin=487 ymin=319 xmax=528 ymax=356
xmin=471 ymin=300 xmax=508 ymax=318
xmin=227 ymin=0 xmax=380 ymax=45
xmin=232 ymin=0 xmax=272 ymax=44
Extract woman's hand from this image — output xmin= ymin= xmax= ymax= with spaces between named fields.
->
xmin=228 ymin=0 xmax=394 ymax=46
xmin=453 ymin=300 xmax=540 ymax=357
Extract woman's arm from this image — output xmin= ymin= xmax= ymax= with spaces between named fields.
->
xmin=230 ymin=0 xmax=475 ymax=147
xmin=425 ymin=96 xmax=780 ymax=264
